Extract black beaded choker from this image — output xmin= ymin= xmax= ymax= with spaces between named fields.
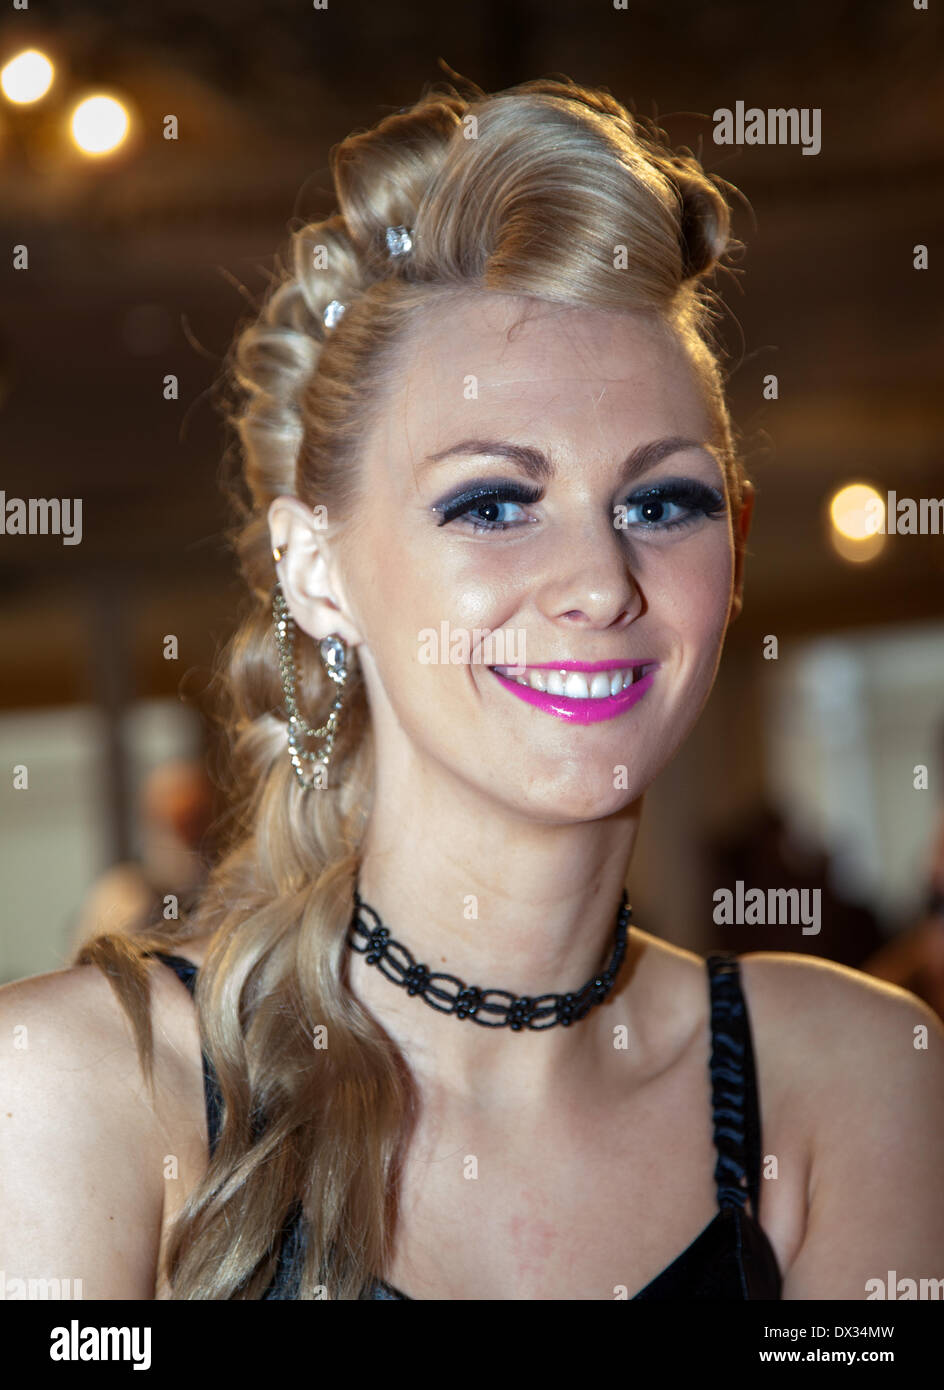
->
xmin=347 ymin=888 xmax=631 ymax=1031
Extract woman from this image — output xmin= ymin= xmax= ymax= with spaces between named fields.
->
xmin=2 ymin=73 xmax=941 ymax=1302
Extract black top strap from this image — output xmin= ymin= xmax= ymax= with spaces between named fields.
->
xmin=147 ymin=952 xmax=223 ymax=1157
xmin=704 ymin=953 xmax=763 ymax=1218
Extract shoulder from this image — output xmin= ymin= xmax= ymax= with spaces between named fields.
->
xmin=0 ymin=953 xmax=206 ymax=1298
xmin=735 ymin=948 xmax=944 ymax=1061
xmin=734 ymin=949 xmax=944 ymax=1127
xmin=733 ymin=951 xmax=944 ymax=1297
xmin=628 ymin=934 xmax=942 ymax=1061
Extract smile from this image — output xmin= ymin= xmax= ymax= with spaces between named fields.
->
xmin=487 ymin=662 xmax=659 ymax=724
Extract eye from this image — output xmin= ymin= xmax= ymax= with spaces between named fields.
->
xmin=619 ymin=480 xmax=727 ymax=532
xmin=624 ymin=497 xmax=691 ymax=527
xmin=433 ymin=482 xmax=542 ymax=532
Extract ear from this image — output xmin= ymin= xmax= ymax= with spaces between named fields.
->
xmin=728 ymin=479 xmax=755 ymax=623
xmin=267 ymin=496 xmax=364 ymax=650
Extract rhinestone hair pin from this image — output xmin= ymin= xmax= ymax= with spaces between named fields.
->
xmin=322 ymin=224 xmax=414 ymax=329
xmin=384 ymin=224 xmax=413 ymax=257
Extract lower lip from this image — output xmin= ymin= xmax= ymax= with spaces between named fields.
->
xmin=488 ymin=668 xmax=657 ymax=724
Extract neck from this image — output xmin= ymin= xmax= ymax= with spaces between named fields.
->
xmin=345 ymin=774 xmax=647 ymax=1106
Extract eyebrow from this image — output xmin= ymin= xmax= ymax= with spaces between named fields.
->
xmin=420 ymin=435 xmax=717 ymax=484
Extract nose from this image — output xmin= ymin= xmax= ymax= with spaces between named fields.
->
xmin=538 ymin=516 xmax=644 ymax=630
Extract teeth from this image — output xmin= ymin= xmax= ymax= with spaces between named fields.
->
xmin=492 ymin=665 xmax=645 ymax=699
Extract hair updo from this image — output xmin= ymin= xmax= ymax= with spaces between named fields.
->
xmin=76 ymin=71 xmax=746 ymax=1300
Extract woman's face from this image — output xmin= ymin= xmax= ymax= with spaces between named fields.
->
xmin=317 ymin=291 xmax=751 ymax=822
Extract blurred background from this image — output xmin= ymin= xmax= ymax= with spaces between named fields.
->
xmin=1 ymin=0 xmax=942 ymax=1012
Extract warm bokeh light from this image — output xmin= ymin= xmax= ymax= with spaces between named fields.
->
xmin=69 ymin=94 xmax=129 ymax=155
xmin=830 ymin=483 xmax=884 ymax=538
xmin=0 ymin=49 xmax=54 ymax=105
xmin=828 ymin=482 xmax=886 ymax=562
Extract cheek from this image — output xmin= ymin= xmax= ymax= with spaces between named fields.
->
xmin=646 ymin=533 xmax=734 ymax=655
xmin=679 ymin=545 xmax=732 ymax=616
xmin=351 ymin=529 xmax=513 ymax=690
xmin=403 ymin=539 xmax=519 ymax=640
xmin=362 ymin=515 xmax=511 ymax=625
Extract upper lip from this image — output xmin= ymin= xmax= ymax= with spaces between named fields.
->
xmin=490 ymin=660 xmax=658 ymax=672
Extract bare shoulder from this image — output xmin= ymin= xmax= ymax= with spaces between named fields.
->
xmin=734 ymin=952 xmax=944 ymax=1298
xmin=735 ymin=949 xmax=944 ymax=1062
xmin=627 ymin=933 xmax=941 ymax=1057
xmin=0 ymin=952 xmax=207 ymax=1299
xmin=734 ymin=949 xmax=944 ymax=1153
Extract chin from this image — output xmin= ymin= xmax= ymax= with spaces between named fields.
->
xmin=479 ymin=770 xmax=649 ymax=824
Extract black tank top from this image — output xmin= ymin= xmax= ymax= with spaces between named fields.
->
xmin=149 ymin=949 xmax=783 ymax=1300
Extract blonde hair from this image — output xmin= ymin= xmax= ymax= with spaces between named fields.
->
xmin=75 ymin=71 xmax=747 ymax=1300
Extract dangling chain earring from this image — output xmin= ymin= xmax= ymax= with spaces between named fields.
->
xmin=272 ymin=568 xmax=349 ymax=791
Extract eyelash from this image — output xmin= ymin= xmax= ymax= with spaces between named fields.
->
xmin=433 ymin=480 xmax=727 ymax=534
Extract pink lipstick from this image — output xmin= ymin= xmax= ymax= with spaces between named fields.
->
xmin=487 ymin=660 xmax=659 ymax=724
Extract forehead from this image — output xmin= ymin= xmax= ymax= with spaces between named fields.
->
xmin=373 ymin=291 xmax=713 ymax=469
